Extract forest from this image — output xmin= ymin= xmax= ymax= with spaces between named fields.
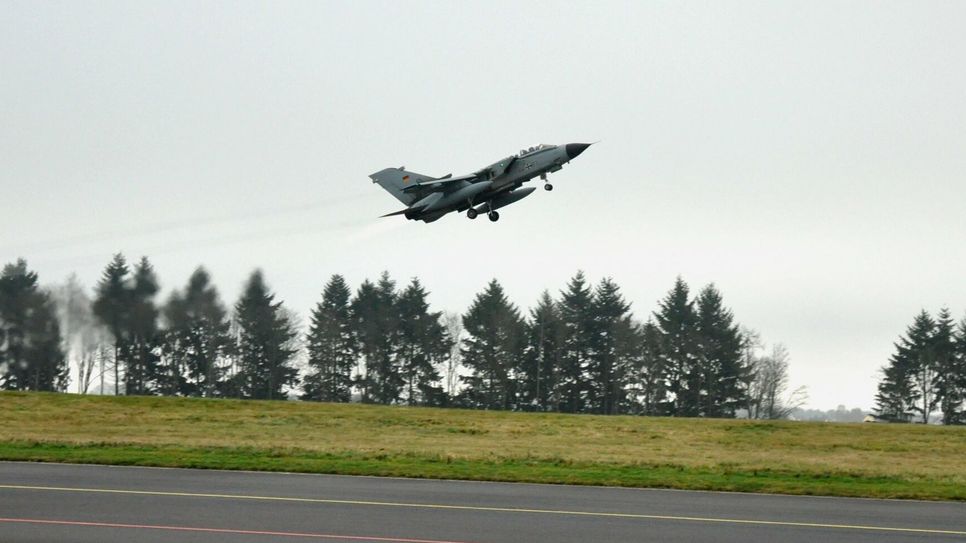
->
xmin=1 ymin=255 xmax=963 ymax=423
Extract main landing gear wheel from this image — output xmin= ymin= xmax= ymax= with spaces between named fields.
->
xmin=544 ymin=183 xmax=554 ymax=191
xmin=488 ymin=211 xmax=500 ymax=222
xmin=466 ymin=208 xmax=478 ymax=219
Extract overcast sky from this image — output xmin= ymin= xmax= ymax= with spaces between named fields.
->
xmin=2 ymin=1 xmax=965 ymax=410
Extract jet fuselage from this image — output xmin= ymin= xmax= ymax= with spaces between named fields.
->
xmin=369 ymin=143 xmax=591 ymax=223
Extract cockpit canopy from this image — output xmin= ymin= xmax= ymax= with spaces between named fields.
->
xmin=517 ymin=144 xmax=555 ymax=157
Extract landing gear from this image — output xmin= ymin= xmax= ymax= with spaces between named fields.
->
xmin=540 ymin=173 xmax=553 ymax=191
xmin=488 ymin=211 xmax=500 ymax=222
xmin=466 ymin=208 xmax=478 ymax=219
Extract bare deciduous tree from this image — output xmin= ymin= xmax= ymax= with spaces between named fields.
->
xmin=51 ymin=273 xmax=109 ymax=394
xmin=442 ymin=311 xmax=463 ymax=398
xmin=746 ymin=343 xmax=808 ymax=419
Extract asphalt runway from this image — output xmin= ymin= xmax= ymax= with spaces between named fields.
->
xmin=1 ymin=462 xmax=963 ymax=542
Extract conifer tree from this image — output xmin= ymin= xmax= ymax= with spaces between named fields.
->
xmin=24 ymin=288 xmax=68 ymax=391
xmin=396 ymin=278 xmax=449 ymax=406
xmin=0 ymin=260 xmax=33 ymax=390
xmin=587 ymin=278 xmax=634 ymax=415
xmin=460 ymin=279 xmax=525 ymax=410
xmin=234 ymin=270 xmax=298 ymax=400
xmin=349 ymin=279 xmax=379 ymax=403
xmin=695 ymin=284 xmax=747 ymax=417
xmin=349 ymin=273 xmax=402 ymax=404
xmin=908 ymin=311 xmax=940 ymax=423
xmin=302 ymin=275 xmax=356 ymax=402
xmin=125 ymin=257 xmax=162 ymax=395
xmin=92 ymin=254 xmax=131 ymax=394
xmin=0 ymin=259 xmax=68 ymax=391
xmin=371 ymin=272 xmax=404 ymax=404
xmin=933 ymin=308 xmax=963 ymax=425
xmin=949 ymin=317 xmax=966 ymax=425
xmin=520 ymin=291 xmax=563 ymax=411
xmin=162 ymin=267 xmax=233 ymax=397
xmin=874 ymin=357 xmax=915 ymax=422
xmin=630 ymin=319 xmax=666 ymax=415
xmin=931 ymin=307 xmax=958 ymax=424
xmin=654 ymin=277 xmax=701 ymax=416
xmin=875 ymin=311 xmax=935 ymax=422
xmin=557 ymin=272 xmax=595 ymax=413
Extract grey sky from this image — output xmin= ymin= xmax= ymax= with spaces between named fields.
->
xmin=2 ymin=1 xmax=965 ymax=409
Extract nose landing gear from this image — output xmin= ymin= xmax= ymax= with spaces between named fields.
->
xmin=488 ymin=211 xmax=500 ymax=222
xmin=540 ymin=173 xmax=553 ymax=191
xmin=466 ymin=208 xmax=478 ymax=219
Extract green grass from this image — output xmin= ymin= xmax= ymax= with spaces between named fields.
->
xmin=2 ymin=391 xmax=965 ymax=500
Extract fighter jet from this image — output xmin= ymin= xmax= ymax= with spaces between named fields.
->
xmin=369 ymin=143 xmax=592 ymax=223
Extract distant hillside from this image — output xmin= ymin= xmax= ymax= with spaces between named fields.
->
xmin=792 ymin=406 xmax=868 ymax=422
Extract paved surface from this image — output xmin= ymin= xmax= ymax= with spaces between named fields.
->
xmin=0 ymin=462 xmax=964 ymax=542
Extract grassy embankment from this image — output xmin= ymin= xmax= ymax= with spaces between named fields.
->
xmin=1 ymin=391 xmax=964 ymax=500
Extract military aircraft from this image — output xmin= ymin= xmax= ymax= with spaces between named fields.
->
xmin=369 ymin=143 xmax=592 ymax=222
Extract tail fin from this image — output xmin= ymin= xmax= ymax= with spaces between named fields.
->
xmin=369 ymin=167 xmax=437 ymax=205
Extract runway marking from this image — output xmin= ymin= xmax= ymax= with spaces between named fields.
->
xmin=0 ymin=518 xmax=471 ymax=543
xmin=1 ymin=484 xmax=964 ymax=536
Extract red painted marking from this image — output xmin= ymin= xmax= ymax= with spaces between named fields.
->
xmin=0 ymin=517 xmax=472 ymax=543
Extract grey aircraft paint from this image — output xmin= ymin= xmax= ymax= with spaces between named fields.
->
xmin=369 ymin=143 xmax=592 ymax=222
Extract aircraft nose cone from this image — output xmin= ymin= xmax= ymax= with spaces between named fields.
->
xmin=565 ymin=143 xmax=592 ymax=160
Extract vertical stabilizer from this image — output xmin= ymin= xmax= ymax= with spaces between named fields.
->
xmin=368 ymin=167 xmax=436 ymax=205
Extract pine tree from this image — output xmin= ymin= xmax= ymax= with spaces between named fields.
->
xmin=162 ymin=267 xmax=233 ymax=397
xmin=125 ymin=257 xmax=162 ymax=395
xmin=587 ymin=278 xmax=634 ymax=415
xmin=557 ymin=272 xmax=595 ymax=413
xmin=908 ymin=311 xmax=940 ymax=423
xmin=0 ymin=259 xmax=34 ymax=390
xmin=875 ymin=311 xmax=935 ymax=422
xmin=234 ymin=270 xmax=298 ymax=400
xmin=694 ymin=284 xmax=747 ymax=417
xmin=348 ymin=272 xmax=404 ymax=404
xmin=349 ymin=279 xmax=378 ymax=403
xmin=23 ymin=288 xmax=68 ymax=391
xmin=460 ymin=279 xmax=525 ymax=410
xmin=92 ymin=254 xmax=131 ymax=394
xmin=520 ymin=291 xmax=563 ymax=411
xmin=302 ymin=275 xmax=357 ymax=402
xmin=629 ymin=319 xmax=666 ymax=415
xmin=932 ymin=308 xmax=958 ymax=425
xmin=654 ymin=277 xmax=701 ymax=416
xmin=949 ymin=317 xmax=966 ymax=425
xmin=396 ymin=278 xmax=449 ymax=406
xmin=0 ymin=259 xmax=68 ymax=391
xmin=370 ymin=272 xmax=404 ymax=404
xmin=874 ymin=357 xmax=915 ymax=422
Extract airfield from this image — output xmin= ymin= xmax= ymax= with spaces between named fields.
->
xmin=2 ymin=393 xmax=966 ymax=542
xmin=2 ymin=462 xmax=965 ymax=542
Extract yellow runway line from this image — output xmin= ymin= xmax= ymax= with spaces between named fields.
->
xmin=1 ymin=484 xmax=963 ymax=536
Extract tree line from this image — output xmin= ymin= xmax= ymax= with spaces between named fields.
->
xmin=875 ymin=308 xmax=966 ymax=424
xmin=1 ymin=254 xmax=806 ymax=418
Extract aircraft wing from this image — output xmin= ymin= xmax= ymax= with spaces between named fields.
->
xmin=402 ymin=173 xmax=479 ymax=192
xmin=474 ymin=155 xmax=517 ymax=180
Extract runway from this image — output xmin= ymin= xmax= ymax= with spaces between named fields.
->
xmin=1 ymin=462 xmax=963 ymax=542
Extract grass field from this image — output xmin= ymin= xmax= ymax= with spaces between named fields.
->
xmin=1 ymin=391 xmax=964 ymax=500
